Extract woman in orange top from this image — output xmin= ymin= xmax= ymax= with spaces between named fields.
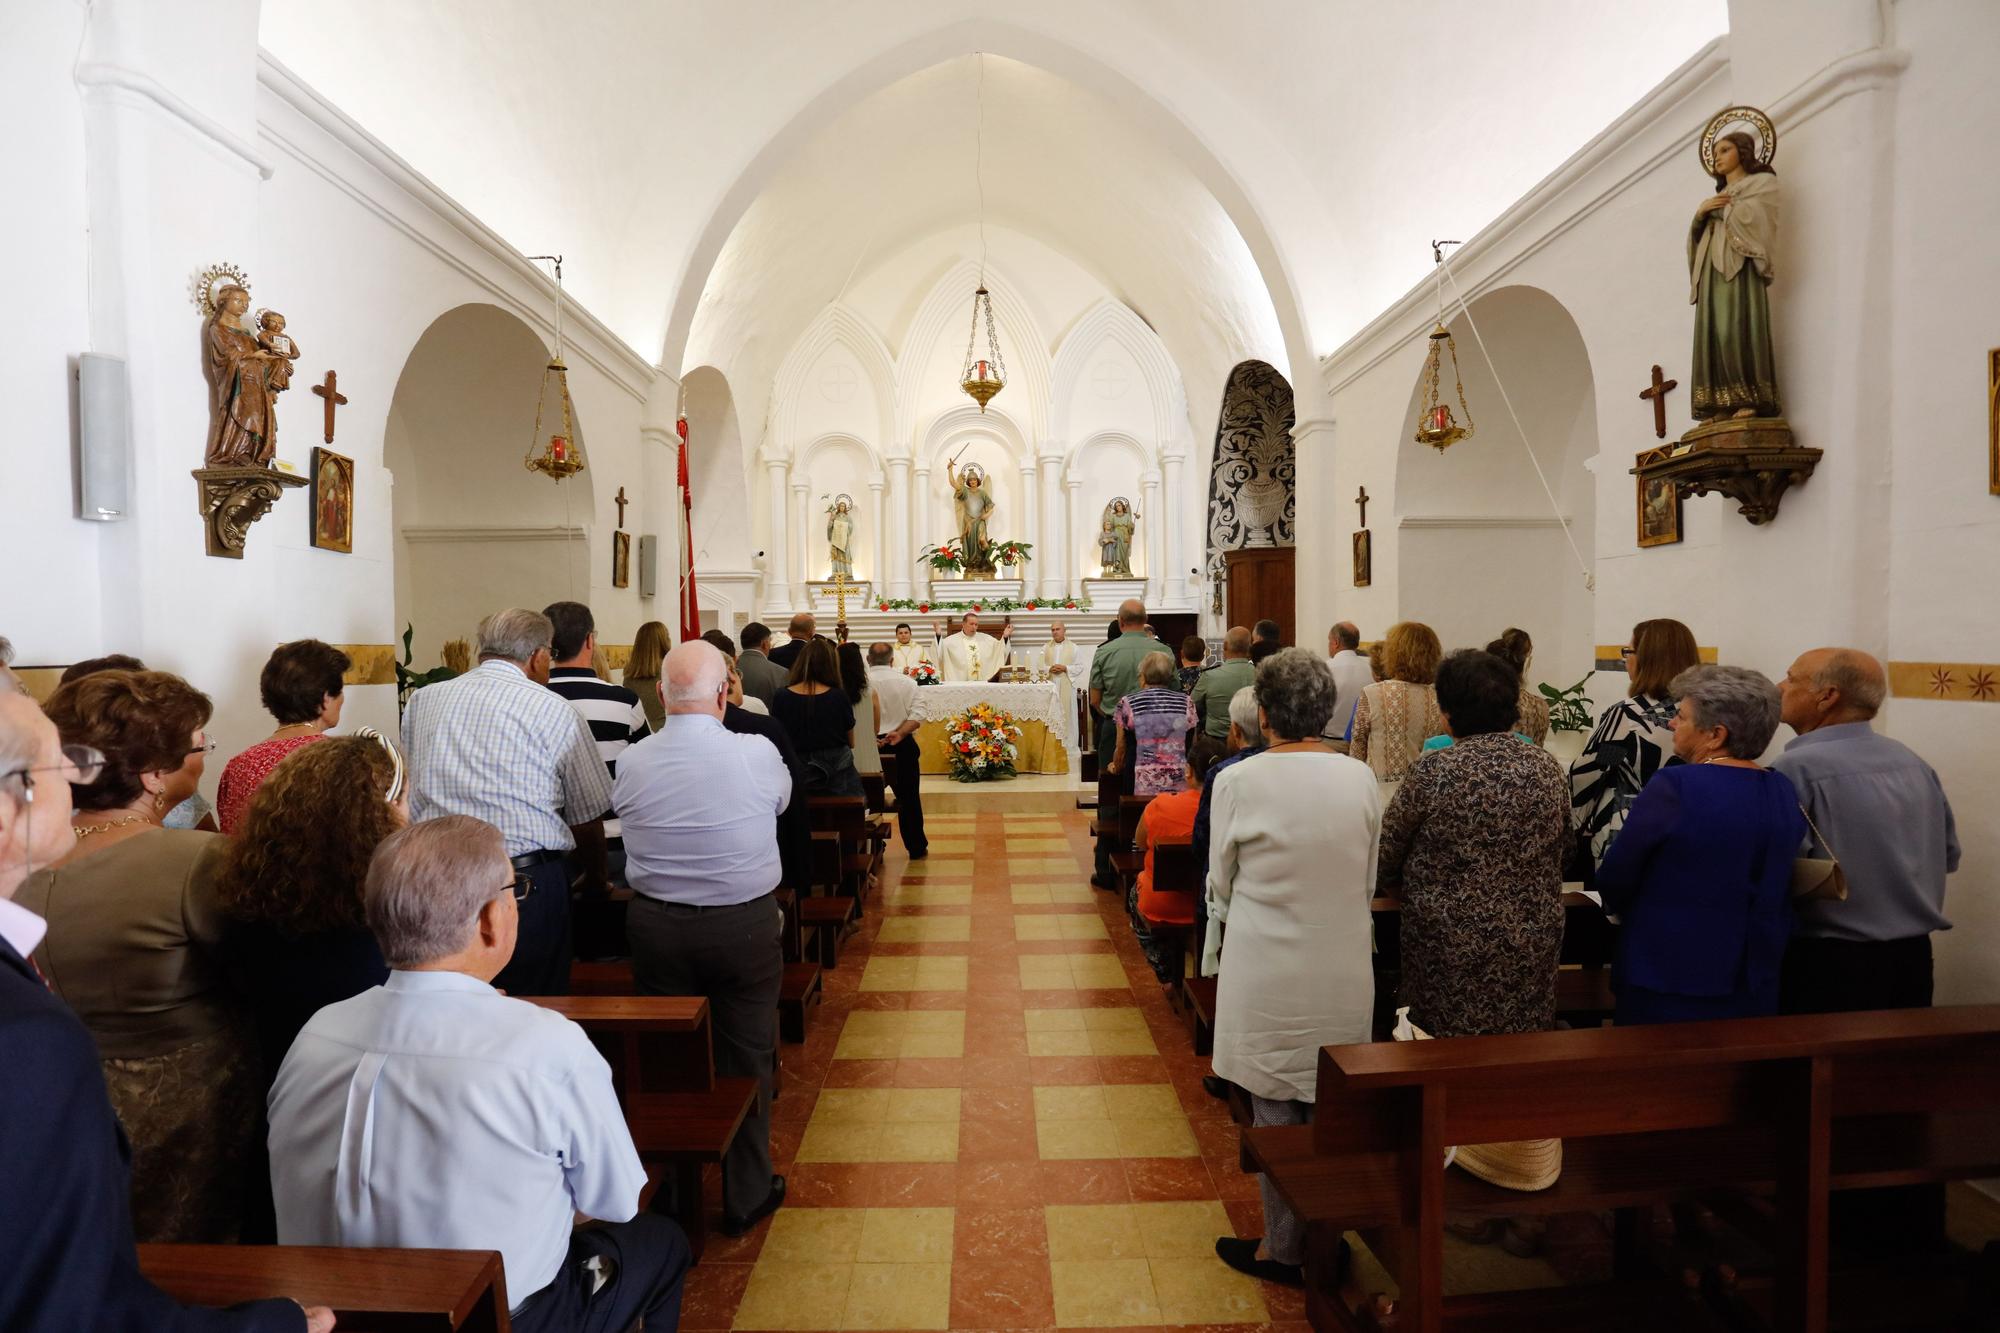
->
xmin=1133 ymin=737 xmax=1222 ymax=981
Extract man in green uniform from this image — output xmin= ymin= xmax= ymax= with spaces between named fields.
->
xmin=1190 ymin=626 xmax=1255 ymax=741
xmin=1088 ymin=598 xmax=1161 ymax=889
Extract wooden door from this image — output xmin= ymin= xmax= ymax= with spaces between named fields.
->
xmin=1224 ymin=548 xmax=1295 ymax=644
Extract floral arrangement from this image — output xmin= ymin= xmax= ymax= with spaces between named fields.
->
xmin=990 ymin=539 xmax=1034 ymax=568
xmin=912 ymin=661 xmax=941 ymax=687
xmin=945 ymin=703 xmax=1023 ymax=782
xmin=917 ymin=541 xmax=965 ymax=573
xmin=874 ymin=596 xmax=1086 ymax=614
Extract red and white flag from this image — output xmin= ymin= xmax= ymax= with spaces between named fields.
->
xmin=676 ymin=417 xmax=701 ymax=642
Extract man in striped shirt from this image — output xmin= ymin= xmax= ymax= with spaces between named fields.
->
xmin=542 ymin=601 xmax=651 ymax=780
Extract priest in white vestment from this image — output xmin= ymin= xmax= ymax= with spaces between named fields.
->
xmin=890 ymin=623 xmax=930 ymax=675
xmin=1038 ymin=619 xmax=1087 ymax=684
xmin=934 ymin=612 xmax=1010 ymax=683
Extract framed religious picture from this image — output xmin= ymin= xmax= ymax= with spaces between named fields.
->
xmin=1637 ymin=473 xmax=1682 ymax=547
xmin=1352 ymin=529 xmax=1372 ymax=587
xmin=1987 ymin=347 xmax=1999 ymax=495
xmin=612 ymin=530 xmax=632 ymax=589
xmin=308 ymin=446 xmax=354 ymax=553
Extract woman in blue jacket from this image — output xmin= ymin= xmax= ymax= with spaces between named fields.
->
xmin=1598 ymin=664 xmax=1805 ymax=1025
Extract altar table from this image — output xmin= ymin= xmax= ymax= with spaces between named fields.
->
xmin=909 ymin=681 xmax=1072 ymax=776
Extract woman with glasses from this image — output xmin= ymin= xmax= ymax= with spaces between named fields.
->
xmin=17 ymin=669 xmax=258 ymax=1243
xmin=1569 ymin=619 xmax=1703 ymax=876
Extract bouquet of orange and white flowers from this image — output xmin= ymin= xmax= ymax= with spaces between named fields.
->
xmin=944 ymin=703 xmax=1022 ymax=782
xmin=912 ymin=661 xmax=941 ymax=686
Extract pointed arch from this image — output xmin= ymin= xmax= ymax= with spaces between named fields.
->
xmin=894 ymin=259 xmax=1053 ymax=448
xmin=770 ymin=303 xmax=896 ymax=462
xmin=1049 ymin=298 xmax=1190 ymax=458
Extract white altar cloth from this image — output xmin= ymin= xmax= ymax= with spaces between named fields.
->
xmin=908 ymin=681 xmax=1067 ymax=729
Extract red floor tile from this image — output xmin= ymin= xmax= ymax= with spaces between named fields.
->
xmin=949 ymin=1257 xmax=1057 ymax=1329
xmin=1035 ymin=1159 xmax=1131 ymax=1204
xmin=1124 ymin=1155 xmax=1220 ymax=1202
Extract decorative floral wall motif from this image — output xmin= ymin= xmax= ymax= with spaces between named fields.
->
xmin=1205 ymin=361 xmax=1296 ymax=567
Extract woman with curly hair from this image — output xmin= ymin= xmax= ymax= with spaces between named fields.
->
xmin=217 ymin=732 xmax=404 ymax=1080
xmin=17 ymin=668 xmax=254 ymax=1242
xmin=215 ymin=638 xmax=351 ymax=834
xmin=1350 ymin=621 xmax=1448 ymax=793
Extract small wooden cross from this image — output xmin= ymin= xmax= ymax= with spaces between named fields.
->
xmin=1355 ymin=486 xmax=1370 ymax=529
xmin=614 ymin=486 xmax=629 ymax=528
xmin=1638 ymin=364 xmax=1679 ymax=439
xmin=311 ymin=370 xmax=349 ymax=444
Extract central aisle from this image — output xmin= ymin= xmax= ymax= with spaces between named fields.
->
xmin=680 ymin=792 xmax=1304 ymax=1332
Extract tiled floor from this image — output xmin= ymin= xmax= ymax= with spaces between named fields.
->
xmin=684 ymin=791 xmax=1311 ymax=1333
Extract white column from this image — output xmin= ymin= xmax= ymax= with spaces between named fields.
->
xmin=1039 ymin=448 xmax=1067 ymax=599
xmin=1016 ymin=458 xmax=1039 ymax=588
xmin=1064 ymin=474 xmax=1086 ymax=594
xmin=1161 ymin=453 xmax=1187 ymax=606
xmin=867 ymin=474 xmax=886 ymax=599
xmin=886 ymin=457 xmax=913 ymax=599
xmin=792 ymin=479 xmax=814 ymax=600
xmin=763 ymin=457 xmax=792 ymax=611
xmin=1141 ymin=468 xmax=1163 ymax=605
xmin=911 ymin=465 xmax=932 ymax=598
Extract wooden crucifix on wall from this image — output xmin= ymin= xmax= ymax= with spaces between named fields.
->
xmin=1638 ymin=364 xmax=1678 ymax=439
xmin=1352 ymin=485 xmax=1372 ymax=588
xmin=614 ymin=486 xmax=629 ymax=528
xmin=311 ymin=370 xmax=349 ymax=444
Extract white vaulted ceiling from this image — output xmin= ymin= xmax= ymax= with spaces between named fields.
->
xmin=261 ymin=1 xmax=1725 ymax=376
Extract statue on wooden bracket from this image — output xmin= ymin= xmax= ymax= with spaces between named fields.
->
xmin=189 ymin=264 xmax=304 ymax=557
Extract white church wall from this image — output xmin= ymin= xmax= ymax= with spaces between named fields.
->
xmin=1311 ymin=8 xmax=2000 ymax=1002
xmin=0 ymin=3 xmax=99 ymax=662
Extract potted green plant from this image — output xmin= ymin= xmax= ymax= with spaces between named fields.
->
xmin=1537 ymin=673 xmax=1595 ymax=766
xmin=394 ymin=623 xmax=461 ymax=712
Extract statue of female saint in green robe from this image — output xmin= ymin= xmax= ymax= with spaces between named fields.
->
xmin=1688 ymin=130 xmax=1781 ymax=420
xmin=1098 ymin=497 xmax=1137 ymax=577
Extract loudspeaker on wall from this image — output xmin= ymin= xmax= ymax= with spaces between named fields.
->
xmin=77 ymin=353 xmax=131 ymax=522
xmin=637 ymin=534 xmax=658 ymax=598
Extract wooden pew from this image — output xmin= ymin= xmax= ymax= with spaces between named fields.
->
xmin=139 ymin=1244 xmax=509 ymax=1331
xmin=527 ymin=995 xmax=757 ymax=1260
xmin=1136 ymin=838 xmax=1201 ymax=995
xmin=1367 ymin=892 xmax=1615 ymax=1038
xmin=1244 ymin=1005 xmax=2000 ymax=1333
xmin=571 ymin=942 xmax=821 ymax=1046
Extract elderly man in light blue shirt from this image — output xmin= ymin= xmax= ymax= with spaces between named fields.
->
xmin=269 ymin=815 xmax=687 ymax=1333
xmin=1772 ymin=647 xmax=1960 ymax=1015
xmin=614 ymin=640 xmax=792 ymax=1235
xmin=401 ymin=608 xmax=613 ymax=996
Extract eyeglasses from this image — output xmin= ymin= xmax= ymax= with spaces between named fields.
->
xmin=1618 ymin=647 xmax=1637 ymax=659
xmin=6 ymin=744 xmax=107 ymax=798
xmin=188 ymin=739 xmax=219 ymax=757
xmin=496 ymin=872 xmax=534 ymax=904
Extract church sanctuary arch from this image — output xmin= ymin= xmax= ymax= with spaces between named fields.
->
xmin=384 ymin=302 xmax=596 ymax=667
xmin=658 ymin=20 xmax=1320 ymax=392
xmin=1394 ymin=283 xmax=1598 ymax=691
xmin=682 ymin=364 xmax=754 ymax=577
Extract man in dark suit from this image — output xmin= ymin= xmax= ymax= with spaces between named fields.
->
xmin=765 ymin=613 xmax=815 ymax=673
xmin=736 ymin=622 xmax=789 ymax=707
xmin=0 ymin=692 xmax=328 ymax=1332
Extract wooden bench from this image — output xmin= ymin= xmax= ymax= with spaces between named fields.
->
xmin=139 ymin=1244 xmax=509 ymax=1331
xmin=1137 ymin=838 xmax=1202 ymax=993
xmin=527 ymin=994 xmax=757 ymax=1260
xmin=1368 ymin=892 xmax=1615 ymax=1037
xmin=1247 ymin=1005 xmax=2000 ymax=1333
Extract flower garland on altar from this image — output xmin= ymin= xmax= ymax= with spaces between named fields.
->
xmin=873 ymin=596 xmax=1088 ymax=614
xmin=945 ymin=703 xmax=1023 ymax=782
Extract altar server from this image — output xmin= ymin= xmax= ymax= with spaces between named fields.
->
xmin=890 ymin=623 xmax=930 ymax=676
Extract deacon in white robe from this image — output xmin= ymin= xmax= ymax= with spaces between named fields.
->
xmin=1038 ymin=620 xmax=1088 ymax=683
xmin=935 ymin=613 xmax=1009 ymax=683
xmin=890 ymin=624 xmax=930 ymax=675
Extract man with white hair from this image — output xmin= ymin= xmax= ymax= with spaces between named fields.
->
xmin=0 ymin=636 xmax=20 ymax=695
xmin=401 ymin=608 xmax=614 ymax=996
xmin=614 ymin=641 xmax=793 ymax=1235
xmin=270 ymin=816 xmax=687 ymax=1333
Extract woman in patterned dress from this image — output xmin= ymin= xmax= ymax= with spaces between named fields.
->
xmin=1378 ymin=649 xmax=1572 ymax=1039
xmin=1569 ymin=618 xmax=1701 ymax=874
xmin=1350 ymin=621 xmax=1446 ymax=793
xmin=1107 ymin=652 xmax=1198 ymax=795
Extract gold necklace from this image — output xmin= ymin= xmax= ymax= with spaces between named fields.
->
xmin=72 ymin=814 xmax=155 ymax=841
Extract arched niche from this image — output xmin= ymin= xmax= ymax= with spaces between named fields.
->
xmin=1050 ymin=299 xmax=1187 ymax=452
xmin=1394 ymin=284 xmax=1598 ymax=684
xmin=682 ymin=364 xmax=752 ymax=571
xmin=794 ymin=433 xmax=882 ymax=583
xmin=914 ymin=404 xmax=1029 ymax=561
xmin=385 ymin=303 xmax=595 ymax=666
xmin=1205 ymin=358 xmax=1295 ymax=564
xmin=1069 ymin=431 xmax=1153 ymax=580
xmin=893 ymin=260 xmax=1053 ymax=447
xmin=771 ymin=304 xmax=895 ymax=459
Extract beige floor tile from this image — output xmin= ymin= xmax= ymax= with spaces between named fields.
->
xmin=1045 ymin=1203 xmax=1144 ymax=1261
xmin=734 ymin=1261 xmax=853 ymax=1330
xmin=883 ymin=1088 xmax=962 ymax=1123
xmin=1115 ymin=1118 xmax=1200 ymax=1158
xmin=1049 ymin=1258 xmax=1161 ymax=1327
xmin=1081 ymin=1008 xmax=1148 ymax=1031
xmin=1089 ymin=1029 xmax=1159 ymax=1056
xmin=1012 ymin=914 xmax=1108 ymax=941
xmin=884 ymin=884 xmax=973 ymax=904
xmin=814 ymin=1088 xmax=892 ymax=1123
xmin=856 ymin=1208 xmax=955 ymax=1263
xmin=904 ymin=1010 xmax=968 ymax=1032
xmin=1010 ymin=858 xmax=1089 ymax=875
xmin=1068 ymin=955 xmax=1130 ymax=988
xmin=1024 ymin=1008 xmax=1089 ymax=1031
xmin=1100 ymin=1085 xmax=1182 ymax=1120
xmin=1007 ymin=837 xmax=1075 ymax=852
xmin=799 ymin=1120 xmax=959 ymax=1163
xmin=923 ymin=839 xmax=978 ymax=854
xmin=912 ymin=957 xmax=968 ymax=990
xmin=875 ymin=916 xmax=972 ymax=943
xmin=1026 ymin=1029 xmax=1094 ymax=1057
xmin=1037 ymin=1118 xmax=1124 ymax=1160
xmin=1009 ymin=882 xmax=1096 ymax=904
xmin=1132 ymin=1200 xmax=1235 ymax=1259
xmin=834 ymin=1011 xmax=969 ymax=1061
xmin=859 ymin=956 xmax=969 ymax=992
xmin=1017 ymin=956 xmax=1076 ymax=989
xmin=1150 ymin=1256 xmax=1269 ymax=1324
xmin=899 ymin=1031 xmax=964 ymax=1059
xmin=1032 ymin=1085 xmax=1109 ymax=1120
xmin=841 ymin=1263 xmax=952 ymax=1330
xmin=761 ymin=1209 xmax=868 ymax=1263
